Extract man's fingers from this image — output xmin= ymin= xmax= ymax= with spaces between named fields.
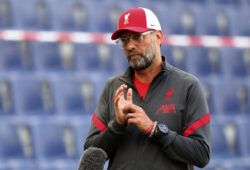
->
xmin=114 ymin=92 xmax=124 ymax=107
xmin=123 ymin=103 xmax=137 ymax=114
xmin=126 ymin=88 xmax=133 ymax=104
xmin=114 ymin=84 xmax=127 ymax=100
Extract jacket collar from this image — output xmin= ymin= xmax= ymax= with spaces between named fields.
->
xmin=119 ymin=56 xmax=170 ymax=85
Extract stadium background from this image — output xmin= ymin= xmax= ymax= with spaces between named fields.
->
xmin=0 ymin=0 xmax=249 ymax=169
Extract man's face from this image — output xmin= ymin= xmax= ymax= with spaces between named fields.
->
xmin=121 ymin=31 xmax=157 ymax=71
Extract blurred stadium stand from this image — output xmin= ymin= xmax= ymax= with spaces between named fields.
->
xmin=0 ymin=0 xmax=249 ymax=170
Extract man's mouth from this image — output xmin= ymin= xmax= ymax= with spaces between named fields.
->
xmin=128 ymin=53 xmax=141 ymax=60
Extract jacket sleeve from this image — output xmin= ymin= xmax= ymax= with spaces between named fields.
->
xmin=84 ymin=79 xmax=125 ymax=157
xmin=152 ymin=78 xmax=211 ymax=168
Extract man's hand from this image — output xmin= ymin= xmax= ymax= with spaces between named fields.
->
xmin=114 ymin=84 xmax=133 ymax=126
xmin=123 ymin=104 xmax=153 ymax=133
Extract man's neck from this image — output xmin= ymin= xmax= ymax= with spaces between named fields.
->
xmin=134 ymin=55 xmax=162 ymax=83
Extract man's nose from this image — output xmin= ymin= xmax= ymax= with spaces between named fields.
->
xmin=124 ymin=39 xmax=136 ymax=51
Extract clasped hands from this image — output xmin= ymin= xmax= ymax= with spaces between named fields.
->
xmin=114 ymin=84 xmax=153 ymax=133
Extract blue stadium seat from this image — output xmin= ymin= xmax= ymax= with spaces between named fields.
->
xmin=185 ymin=47 xmax=222 ymax=78
xmin=109 ymin=45 xmax=128 ymax=74
xmin=30 ymin=42 xmax=74 ymax=72
xmin=72 ymin=116 xmax=92 ymax=156
xmin=195 ymin=7 xmax=231 ymax=36
xmin=229 ymin=9 xmax=250 ymax=36
xmin=200 ymin=79 xmax=216 ymax=114
xmin=88 ymin=0 xmax=122 ymax=32
xmin=0 ymin=41 xmax=26 ymax=71
xmin=220 ymin=48 xmax=248 ymax=78
xmin=49 ymin=0 xmax=91 ymax=31
xmin=238 ymin=118 xmax=250 ymax=156
xmin=154 ymin=3 xmax=197 ymax=35
xmin=32 ymin=121 xmax=78 ymax=168
xmin=0 ymin=78 xmax=13 ymax=116
xmin=211 ymin=120 xmax=233 ymax=157
xmin=207 ymin=117 xmax=240 ymax=169
xmin=12 ymin=76 xmax=54 ymax=116
xmin=11 ymin=0 xmax=51 ymax=30
xmin=52 ymin=75 xmax=97 ymax=115
xmin=74 ymin=43 xmax=115 ymax=73
xmin=161 ymin=46 xmax=176 ymax=67
xmin=211 ymin=80 xmax=248 ymax=115
xmin=165 ymin=46 xmax=187 ymax=71
xmin=0 ymin=122 xmax=35 ymax=169
xmin=0 ymin=0 xmax=12 ymax=29
xmin=0 ymin=123 xmax=25 ymax=160
xmin=32 ymin=121 xmax=76 ymax=159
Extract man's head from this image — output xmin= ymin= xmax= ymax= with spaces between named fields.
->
xmin=111 ymin=7 xmax=161 ymax=40
xmin=111 ymin=7 xmax=163 ymax=71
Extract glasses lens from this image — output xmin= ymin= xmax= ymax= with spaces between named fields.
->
xmin=116 ymin=30 xmax=155 ymax=49
xmin=116 ymin=38 xmax=125 ymax=49
xmin=131 ymin=34 xmax=143 ymax=44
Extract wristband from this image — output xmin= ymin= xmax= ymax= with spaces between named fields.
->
xmin=144 ymin=122 xmax=154 ymax=134
xmin=148 ymin=121 xmax=157 ymax=138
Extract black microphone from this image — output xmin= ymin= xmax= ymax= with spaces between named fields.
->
xmin=78 ymin=147 xmax=108 ymax=170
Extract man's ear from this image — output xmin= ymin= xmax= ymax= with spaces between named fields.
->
xmin=155 ymin=30 xmax=163 ymax=46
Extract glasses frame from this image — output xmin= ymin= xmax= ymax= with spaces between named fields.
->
xmin=115 ymin=30 xmax=156 ymax=49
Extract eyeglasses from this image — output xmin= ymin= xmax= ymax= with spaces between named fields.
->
xmin=115 ymin=30 xmax=156 ymax=49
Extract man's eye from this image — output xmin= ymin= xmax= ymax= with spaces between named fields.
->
xmin=121 ymin=38 xmax=127 ymax=43
xmin=132 ymin=34 xmax=141 ymax=41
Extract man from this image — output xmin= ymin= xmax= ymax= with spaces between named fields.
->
xmin=84 ymin=7 xmax=211 ymax=170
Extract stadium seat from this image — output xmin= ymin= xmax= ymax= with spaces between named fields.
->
xmin=30 ymin=42 xmax=74 ymax=72
xmin=0 ymin=122 xmax=35 ymax=169
xmin=0 ymin=41 xmax=29 ymax=71
xmin=220 ymin=48 xmax=248 ymax=78
xmin=205 ymin=117 xmax=241 ymax=169
xmin=238 ymin=118 xmax=250 ymax=156
xmin=109 ymin=45 xmax=128 ymax=74
xmin=32 ymin=121 xmax=78 ymax=168
xmin=49 ymin=0 xmax=91 ymax=31
xmin=52 ymin=75 xmax=97 ymax=115
xmin=166 ymin=46 xmax=187 ymax=71
xmin=74 ymin=43 xmax=115 ymax=73
xmin=200 ymin=79 xmax=216 ymax=114
xmin=229 ymin=8 xmax=250 ymax=36
xmin=32 ymin=121 xmax=77 ymax=159
xmin=0 ymin=78 xmax=13 ymax=116
xmin=88 ymin=0 xmax=122 ymax=32
xmin=0 ymin=0 xmax=12 ymax=29
xmin=0 ymin=123 xmax=25 ymax=159
xmin=211 ymin=80 xmax=248 ymax=115
xmin=211 ymin=120 xmax=233 ymax=157
xmin=12 ymin=76 xmax=54 ymax=116
xmin=72 ymin=116 xmax=92 ymax=156
xmin=161 ymin=46 xmax=176 ymax=67
xmin=11 ymin=0 xmax=51 ymax=30
xmin=185 ymin=47 xmax=222 ymax=78
xmin=195 ymin=7 xmax=231 ymax=36
xmin=155 ymin=3 xmax=197 ymax=35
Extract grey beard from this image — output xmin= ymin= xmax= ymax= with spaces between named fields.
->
xmin=127 ymin=39 xmax=156 ymax=71
xmin=128 ymin=54 xmax=156 ymax=71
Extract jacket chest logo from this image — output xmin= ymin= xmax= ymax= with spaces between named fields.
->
xmin=164 ymin=89 xmax=175 ymax=102
xmin=156 ymin=89 xmax=176 ymax=114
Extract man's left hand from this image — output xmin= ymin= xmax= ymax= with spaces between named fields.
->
xmin=123 ymin=104 xmax=153 ymax=133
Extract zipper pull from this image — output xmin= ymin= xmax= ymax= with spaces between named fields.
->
xmin=140 ymin=96 xmax=144 ymax=107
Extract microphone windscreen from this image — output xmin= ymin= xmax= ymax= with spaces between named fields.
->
xmin=78 ymin=147 xmax=107 ymax=170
